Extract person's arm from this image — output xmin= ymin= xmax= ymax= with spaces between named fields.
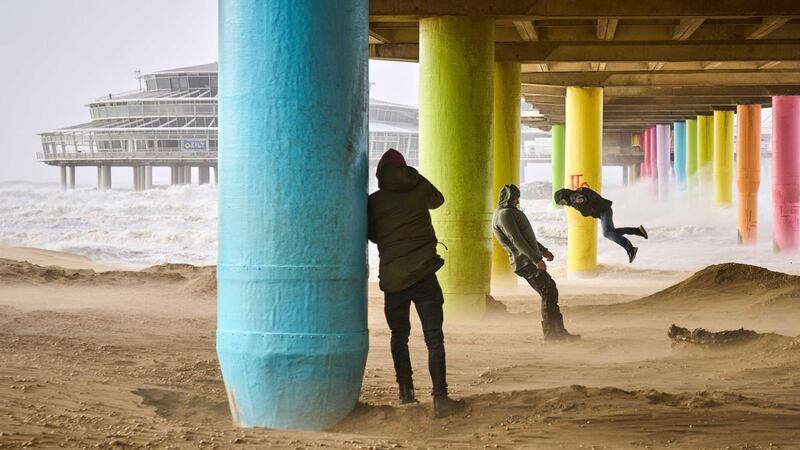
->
xmin=419 ymin=175 xmax=445 ymax=209
xmin=497 ymin=210 xmax=543 ymax=263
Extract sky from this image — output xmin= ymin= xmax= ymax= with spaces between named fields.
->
xmin=0 ymin=0 xmax=419 ymax=183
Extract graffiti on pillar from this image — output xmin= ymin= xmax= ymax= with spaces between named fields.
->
xmin=569 ymin=174 xmax=591 ymax=190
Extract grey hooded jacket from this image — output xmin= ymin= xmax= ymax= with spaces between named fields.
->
xmin=492 ymin=184 xmax=549 ymax=272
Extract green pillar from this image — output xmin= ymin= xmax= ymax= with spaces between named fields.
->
xmin=697 ymin=115 xmax=714 ymax=200
xmin=491 ymin=61 xmax=521 ymax=292
xmin=419 ymin=16 xmax=494 ymax=320
xmin=685 ymin=118 xmax=698 ymax=194
xmin=551 ymin=123 xmax=566 ymax=207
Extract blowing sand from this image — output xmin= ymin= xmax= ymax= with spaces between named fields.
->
xmin=1 ymin=249 xmax=799 ymax=449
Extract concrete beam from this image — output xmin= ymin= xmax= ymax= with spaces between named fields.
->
xmin=371 ymin=40 xmax=800 ymax=63
xmin=369 ymin=0 xmax=800 ymax=20
xmin=747 ymin=17 xmax=791 ymax=39
xmin=513 ymin=20 xmax=538 ymax=41
xmin=597 ymin=18 xmax=618 ymax=40
xmin=519 ymin=69 xmax=800 ymax=87
xmin=673 ymin=18 xmax=705 ymax=40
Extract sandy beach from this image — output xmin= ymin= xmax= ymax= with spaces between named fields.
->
xmin=1 ymin=247 xmax=799 ymax=449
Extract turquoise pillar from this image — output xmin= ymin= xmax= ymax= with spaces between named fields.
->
xmin=217 ymin=0 xmax=368 ymax=430
xmin=673 ymin=121 xmax=686 ymax=184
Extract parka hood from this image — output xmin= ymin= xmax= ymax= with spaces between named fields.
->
xmin=554 ymin=188 xmax=575 ymax=205
xmin=497 ymin=184 xmax=521 ymax=208
xmin=378 ymin=165 xmax=420 ymax=192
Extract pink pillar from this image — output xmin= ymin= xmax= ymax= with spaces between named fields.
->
xmin=772 ymin=96 xmax=800 ymax=252
xmin=648 ymin=126 xmax=658 ymax=179
xmin=643 ymin=127 xmax=651 ymax=177
xmin=656 ymin=124 xmax=671 ymax=199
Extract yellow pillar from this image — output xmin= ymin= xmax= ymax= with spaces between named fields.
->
xmin=491 ymin=62 xmax=521 ymax=292
xmin=696 ymin=115 xmax=714 ymax=199
xmin=419 ymin=16 xmax=494 ymax=320
xmin=713 ymin=110 xmax=735 ymax=207
xmin=565 ymin=87 xmax=602 ymax=274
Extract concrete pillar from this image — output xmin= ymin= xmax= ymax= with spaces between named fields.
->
xmin=632 ymin=162 xmax=641 ymax=181
xmin=212 ymin=166 xmax=218 ymax=185
xmin=419 ymin=16 xmax=494 ymax=319
xmin=736 ymin=104 xmax=761 ymax=244
xmin=217 ymin=0 xmax=368 ymax=430
xmin=621 ymin=164 xmax=629 ymax=186
xmin=565 ymin=86 xmax=602 ymax=275
xmin=551 ymin=123 xmax=566 ymax=205
xmin=772 ymin=96 xmax=800 ymax=252
xmin=491 ymin=61 xmax=520 ymax=292
xmin=643 ymin=127 xmax=651 ymax=177
xmin=184 ymin=166 xmax=192 ymax=185
xmin=144 ymin=165 xmax=152 ymax=190
xmin=656 ymin=124 xmax=671 ymax=198
xmin=96 ymin=166 xmax=102 ymax=190
xmin=105 ymin=166 xmax=112 ymax=190
xmin=133 ymin=167 xmax=140 ymax=191
xmin=170 ymin=166 xmax=179 ymax=186
xmin=713 ymin=110 xmax=735 ymax=207
xmin=686 ymin=118 xmax=698 ymax=193
xmin=198 ymin=166 xmax=211 ymax=185
xmin=673 ymin=121 xmax=686 ymax=185
xmin=649 ymin=126 xmax=658 ymax=181
xmin=59 ymin=166 xmax=67 ymax=191
xmin=697 ymin=115 xmax=714 ymax=199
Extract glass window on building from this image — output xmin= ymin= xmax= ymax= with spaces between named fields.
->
xmin=146 ymin=79 xmax=156 ymax=91
xmin=188 ymin=76 xmax=209 ymax=89
xmin=156 ymin=77 xmax=169 ymax=90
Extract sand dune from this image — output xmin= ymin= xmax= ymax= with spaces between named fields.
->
xmin=1 ymin=253 xmax=799 ymax=448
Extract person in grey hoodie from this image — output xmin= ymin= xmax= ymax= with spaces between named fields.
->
xmin=492 ymin=184 xmax=580 ymax=341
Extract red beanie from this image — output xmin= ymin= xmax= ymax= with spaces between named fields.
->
xmin=377 ymin=148 xmax=406 ymax=173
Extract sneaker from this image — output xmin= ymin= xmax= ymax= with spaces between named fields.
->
xmin=639 ymin=225 xmax=648 ymax=239
xmin=433 ymin=395 xmax=466 ymax=419
xmin=628 ymin=246 xmax=638 ymax=263
xmin=398 ymin=383 xmax=417 ymax=405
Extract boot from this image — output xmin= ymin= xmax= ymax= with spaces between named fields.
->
xmin=638 ymin=225 xmax=649 ymax=239
xmin=627 ymin=246 xmax=638 ymax=263
xmin=398 ymin=382 xmax=417 ymax=405
xmin=541 ymin=320 xmax=560 ymax=342
xmin=433 ymin=394 xmax=466 ymax=419
xmin=553 ymin=314 xmax=581 ymax=341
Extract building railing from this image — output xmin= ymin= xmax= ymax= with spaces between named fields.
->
xmin=36 ymin=151 xmax=218 ymax=162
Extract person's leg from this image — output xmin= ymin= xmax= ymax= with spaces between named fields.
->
xmin=384 ymin=290 xmax=413 ymax=389
xmin=602 ymin=208 xmax=643 ymax=236
xmin=517 ymin=266 xmax=578 ymax=340
xmin=410 ymin=274 xmax=447 ymax=397
xmin=599 ymin=209 xmax=634 ymax=252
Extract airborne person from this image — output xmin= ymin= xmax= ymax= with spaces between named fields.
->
xmin=367 ymin=148 xmax=464 ymax=419
xmin=554 ymin=187 xmax=648 ymax=263
xmin=493 ymin=184 xmax=580 ymax=341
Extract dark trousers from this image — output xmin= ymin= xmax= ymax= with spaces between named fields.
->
xmin=384 ymin=272 xmax=447 ymax=396
xmin=516 ymin=265 xmax=561 ymax=323
xmin=599 ymin=208 xmax=639 ymax=252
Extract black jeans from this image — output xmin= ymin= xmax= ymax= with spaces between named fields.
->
xmin=599 ymin=208 xmax=639 ymax=252
xmin=384 ymin=272 xmax=447 ymax=396
xmin=516 ymin=264 xmax=561 ymax=323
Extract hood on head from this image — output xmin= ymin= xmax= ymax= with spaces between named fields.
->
xmin=378 ymin=165 xmax=420 ymax=192
xmin=376 ymin=148 xmax=407 ymax=176
xmin=554 ymin=188 xmax=575 ymax=205
xmin=497 ymin=184 xmax=521 ymax=208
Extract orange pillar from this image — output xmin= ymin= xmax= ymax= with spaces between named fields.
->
xmin=736 ymin=105 xmax=761 ymax=244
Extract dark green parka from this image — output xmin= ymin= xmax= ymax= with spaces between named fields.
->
xmin=368 ymin=166 xmax=445 ymax=293
xmin=492 ymin=184 xmax=549 ymax=272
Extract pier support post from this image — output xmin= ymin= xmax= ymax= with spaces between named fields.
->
xmin=643 ymin=127 xmax=651 ymax=177
xmin=419 ymin=16 xmax=494 ymax=319
xmin=736 ymin=104 xmax=761 ymax=244
xmin=133 ymin=167 xmax=140 ymax=191
xmin=713 ymin=110 xmax=735 ymax=207
xmin=67 ymin=166 xmax=75 ymax=190
xmin=491 ymin=61 xmax=520 ymax=292
xmin=198 ymin=166 xmax=210 ymax=185
xmin=697 ymin=115 xmax=714 ymax=199
xmin=217 ymin=0 xmax=369 ymax=430
xmin=621 ymin=165 xmax=629 ymax=186
xmin=565 ymin=86 xmax=602 ymax=275
xmin=686 ymin=118 xmax=698 ymax=193
xmin=144 ymin=165 xmax=152 ymax=190
xmin=772 ymin=96 xmax=800 ymax=252
xmin=551 ymin=123 xmax=566 ymax=205
xmin=59 ymin=166 xmax=67 ymax=191
xmin=673 ymin=121 xmax=686 ymax=185
xmin=656 ymin=124 xmax=671 ymax=198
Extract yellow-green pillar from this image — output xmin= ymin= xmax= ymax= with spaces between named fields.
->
xmin=713 ymin=110 xmax=735 ymax=207
xmin=491 ymin=61 xmax=521 ymax=292
xmin=697 ymin=115 xmax=714 ymax=199
xmin=551 ymin=124 xmax=566 ymax=207
xmin=565 ymin=87 xmax=603 ymax=275
xmin=685 ymin=118 xmax=698 ymax=193
xmin=419 ymin=16 xmax=494 ymax=320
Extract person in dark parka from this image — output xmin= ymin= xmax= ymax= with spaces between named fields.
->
xmin=554 ymin=187 xmax=648 ymax=263
xmin=368 ymin=148 xmax=464 ymax=419
xmin=493 ymin=184 xmax=580 ymax=341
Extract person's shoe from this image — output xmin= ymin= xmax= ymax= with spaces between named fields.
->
xmin=628 ymin=246 xmax=639 ymax=263
xmin=398 ymin=383 xmax=417 ymax=405
xmin=433 ymin=394 xmax=466 ymax=419
xmin=638 ymin=225 xmax=648 ymax=239
xmin=553 ymin=315 xmax=581 ymax=341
